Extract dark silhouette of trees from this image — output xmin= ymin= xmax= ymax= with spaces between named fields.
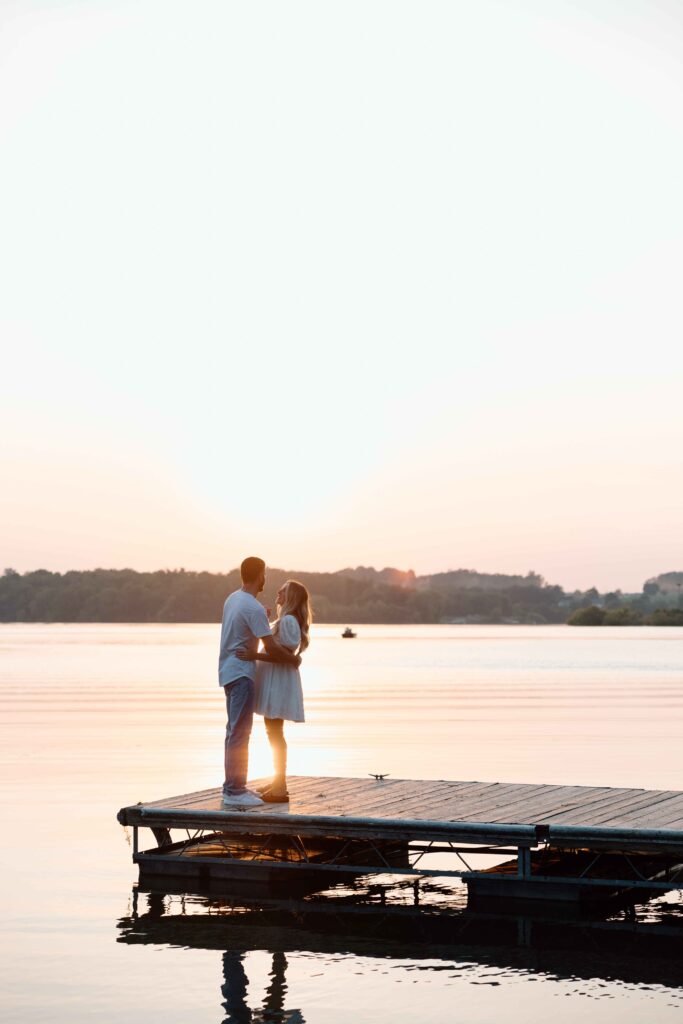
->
xmin=567 ymin=605 xmax=606 ymax=626
xmin=0 ymin=566 xmax=570 ymax=623
xmin=1 ymin=566 xmax=680 ymax=625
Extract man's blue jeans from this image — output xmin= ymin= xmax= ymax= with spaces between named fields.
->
xmin=223 ymin=676 xmax=255 ymax=796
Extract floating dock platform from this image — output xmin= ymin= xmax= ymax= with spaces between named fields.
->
xmin=118 ymin=776 xmax=683 ymax=905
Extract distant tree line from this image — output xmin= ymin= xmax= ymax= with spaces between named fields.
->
xmin=568 ymin=606 xmax=683 ymax=626
xmin=0 ymin=566 xmax=680 ymax=625
xmin=566 ymin=572 xmax=683 ymax=626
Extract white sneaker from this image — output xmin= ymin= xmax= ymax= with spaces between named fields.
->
xmin=222 ymin=791 xmax=264 ymax=809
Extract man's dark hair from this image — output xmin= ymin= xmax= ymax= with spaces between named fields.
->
xmin=240 ymin=556 xmax=266 ymax=584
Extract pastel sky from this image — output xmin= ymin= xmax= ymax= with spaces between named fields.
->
xmin=2 ymin=0 xmax=682 ymax=592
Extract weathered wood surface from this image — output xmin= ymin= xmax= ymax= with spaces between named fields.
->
xmin=120 ymin=776 xmax=683 ymax=846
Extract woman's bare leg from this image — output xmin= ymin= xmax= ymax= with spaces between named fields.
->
xmin=264 ymin=717 xmax=287 ymax=795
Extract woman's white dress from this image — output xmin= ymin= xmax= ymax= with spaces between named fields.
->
xmin=254 ymin=614 xmax=305 ymax=722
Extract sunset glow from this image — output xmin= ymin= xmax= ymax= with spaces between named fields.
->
xmin=2 ymin=1 xmax=682 ymax=591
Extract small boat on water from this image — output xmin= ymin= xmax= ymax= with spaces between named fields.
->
xmin=342 ymin=627 xmax=357 ymax=638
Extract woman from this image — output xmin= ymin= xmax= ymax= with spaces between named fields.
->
xmin=239 ymin=579 xmax=311 ymax=802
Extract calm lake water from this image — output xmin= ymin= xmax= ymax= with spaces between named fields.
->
xmin=1 ymin=623 xmax=683 ymax=1022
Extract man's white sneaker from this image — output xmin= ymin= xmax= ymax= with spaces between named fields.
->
xmin=222 ymin=791 xmax=264 ymax=809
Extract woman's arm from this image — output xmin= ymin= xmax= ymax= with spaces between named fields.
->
xmin=236 ymin=638 xmax=301 ymax=667
xmin=261 ymin=634 xmax=300 ymax=665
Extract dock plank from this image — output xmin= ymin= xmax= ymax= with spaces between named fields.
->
xmin=360 ymin=781 xmax=520 ymax=821
xmin=597 ymin=796 xmax=683 ymax=829
xmin=537 ymin=790 xmax=681 ymax=826
xmin=576 ymin=792 xmax=683 ymax=826
xmin=393 ymin=783 xmax=558 ymax=822
xmin=484 ymin=789 xmax=619 ymax=824
xmin=340 ymin=780 xmax=488 ymax=818
xmin=494 ymin=785 xmax=633 ymax=815
xmin=286 ymin=778 xmax=483 ymax=819
xmin=287 ymin=776 xmax=421 ymax=807
xmin=148 ymin=787 xmax=223 ymax=809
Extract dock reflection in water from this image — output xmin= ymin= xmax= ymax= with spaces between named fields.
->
xmin=117 ymin=880 xmax=683 ymax=1019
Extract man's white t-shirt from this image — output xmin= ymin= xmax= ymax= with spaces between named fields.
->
xmin=218 ymin=590 xmax=272 ymax=686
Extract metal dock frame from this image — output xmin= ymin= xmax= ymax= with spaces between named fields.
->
xmin=118 ymin=803 xmax=683 ymax=900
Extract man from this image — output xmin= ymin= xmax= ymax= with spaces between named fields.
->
xmin=218 ymin=556 xmax=301 ymax=808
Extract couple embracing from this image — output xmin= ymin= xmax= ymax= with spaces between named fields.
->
xmin=218 ymin=556 xmax=312 ymax=808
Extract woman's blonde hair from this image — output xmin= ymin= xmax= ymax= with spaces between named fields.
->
xmin=274 ymin=579 xmax=312 ymax=653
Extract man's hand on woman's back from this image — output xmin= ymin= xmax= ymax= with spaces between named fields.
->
xmin=236 ymin=636 xmax=302 ymax=668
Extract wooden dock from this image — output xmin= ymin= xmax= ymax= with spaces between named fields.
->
xmin=118 ymin=776 xmax=683 ymax=904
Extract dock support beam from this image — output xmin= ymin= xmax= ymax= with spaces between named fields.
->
xmin=517 ymin=847 xmax=531 ymax=880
